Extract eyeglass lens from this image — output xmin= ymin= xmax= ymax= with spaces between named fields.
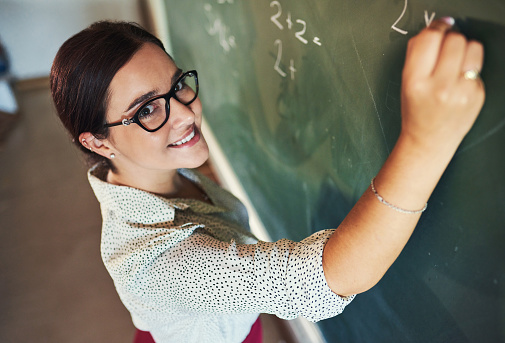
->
xmin=137 ymin=72 xmax=198 ymax=131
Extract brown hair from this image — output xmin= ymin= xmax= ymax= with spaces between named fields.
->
xmin=50 ymin=21 xmax=168 ymax=168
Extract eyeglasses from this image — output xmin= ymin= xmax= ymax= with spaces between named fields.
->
xmin=104 ymin=70 xmax=199 ymax=132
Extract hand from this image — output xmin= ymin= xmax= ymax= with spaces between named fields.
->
xmin=400 ymin=18 xmax=485 ymax=151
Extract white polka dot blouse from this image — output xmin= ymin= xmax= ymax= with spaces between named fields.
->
xmin=88 ymin=163 xmax=354 ymax=343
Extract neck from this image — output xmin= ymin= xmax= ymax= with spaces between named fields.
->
xmin=107 ymin=164 xmax=183 ymax=198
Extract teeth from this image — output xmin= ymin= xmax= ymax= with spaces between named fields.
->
xmin=172 ymin=129 xmax=195 ymax=146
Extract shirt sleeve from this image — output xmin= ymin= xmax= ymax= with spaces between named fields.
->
xmin=125 ymin=227 xmax=354 ymax=322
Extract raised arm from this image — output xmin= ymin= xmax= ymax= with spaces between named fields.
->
xmin=323 ymin=18 xmax=486 ymax=297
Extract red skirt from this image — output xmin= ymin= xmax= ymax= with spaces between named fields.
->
xmin=133 ymin=317 xmax=263 ymax=343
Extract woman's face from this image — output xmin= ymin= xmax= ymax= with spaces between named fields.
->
xmin=104 ymin=43 xmax=209 ymax=172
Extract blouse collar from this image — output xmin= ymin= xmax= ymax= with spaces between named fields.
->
xmin=87 ymin=163 xmax=227 ymax=224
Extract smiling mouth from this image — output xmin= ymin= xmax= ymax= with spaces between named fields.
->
xmin=168 ymin=128 xmax=196 ymax=147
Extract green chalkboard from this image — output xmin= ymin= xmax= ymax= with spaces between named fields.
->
xmin=164 ymin=1 xmax=505 ymax=342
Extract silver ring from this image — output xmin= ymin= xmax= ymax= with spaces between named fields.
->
xmin=463 ymin=69 xmax=480 ymax=81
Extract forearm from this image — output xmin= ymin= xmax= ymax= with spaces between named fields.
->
xmin=322 ymin=134 xmax=458 ymax=297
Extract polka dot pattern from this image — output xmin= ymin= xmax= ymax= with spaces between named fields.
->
xmin=88 ymin=164 xmax=355 ymax=343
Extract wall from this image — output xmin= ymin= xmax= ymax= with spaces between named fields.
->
xmin=0 ymin=0 xmax=142 ymax=80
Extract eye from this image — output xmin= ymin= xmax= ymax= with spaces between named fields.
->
xmin=138 ymin=103 xmax=157 ymax=118
xmin=174 ymin=80 xmax=185 ymax=92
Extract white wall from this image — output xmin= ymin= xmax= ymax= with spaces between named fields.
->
xmin=0 ymin=0 xmax=142 ymax=80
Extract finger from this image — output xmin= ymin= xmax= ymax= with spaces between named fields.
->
xmin=432 ymin=32 xmax=467 ymax=80
xmin=461 ymin=40 xmax=484 ymax=78
xmin=403 ymin=18 xmax=454 ymax=79
xmin=459 ymin=77 xmax=486 ymax=122
xmin=428 ymin=17 xmax=455 ymax=31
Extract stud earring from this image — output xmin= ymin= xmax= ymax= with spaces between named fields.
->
xmin=110 ymin=153 xmax=116 ymax=159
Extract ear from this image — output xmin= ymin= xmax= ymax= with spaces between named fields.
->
xmin=78 ymin=132 xmax=115 ymax=160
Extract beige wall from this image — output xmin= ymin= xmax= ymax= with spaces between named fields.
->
xmin=0 ymin=0 xmax=142 ymax=80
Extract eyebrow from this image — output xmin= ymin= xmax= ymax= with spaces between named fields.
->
xmin=124 ymin=68 xmax=183 ymax=113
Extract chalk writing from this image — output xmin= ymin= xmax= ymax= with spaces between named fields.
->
xmin=270 ymin=1 xmax=284 ymax=30
xmin=424 ymin=10 xmax=436 ymax=27
xmin=269 ymin=1 xmax=321 ymax=46
xmin=273 ymin=39 xmax=287 ymax=77
xmin=286 ymin=11 xmax=293 ymax=29
xmin=391 ymin=0 xmax=438 ymax=35
xmin=269 ymin=1 xmax=321 ymax=79
xmin=289 ymin=59 xmax=297 ymax=80
xmin=294 ymin=19 xmax=308 ymax=44
xmin=204 ymin=3 xmax=236 ymax=53
xmin=391 ymin=0 xmax=409 ymax=35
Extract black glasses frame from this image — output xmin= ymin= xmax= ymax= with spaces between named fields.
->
xmin=103 ymin=70 xmax=199 ymax=133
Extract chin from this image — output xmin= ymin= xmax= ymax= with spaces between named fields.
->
xmin=184 ymin=147 xmax=210 ymax=169
xmin=193 ymin=158 xmax=209 ymax=169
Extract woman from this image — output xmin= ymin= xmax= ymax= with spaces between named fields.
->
xmin=50 ymin=18 xmax=484 ymax=343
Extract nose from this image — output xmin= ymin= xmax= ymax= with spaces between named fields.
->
xmin=168 ymin=97 xmax=199 ymax=130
